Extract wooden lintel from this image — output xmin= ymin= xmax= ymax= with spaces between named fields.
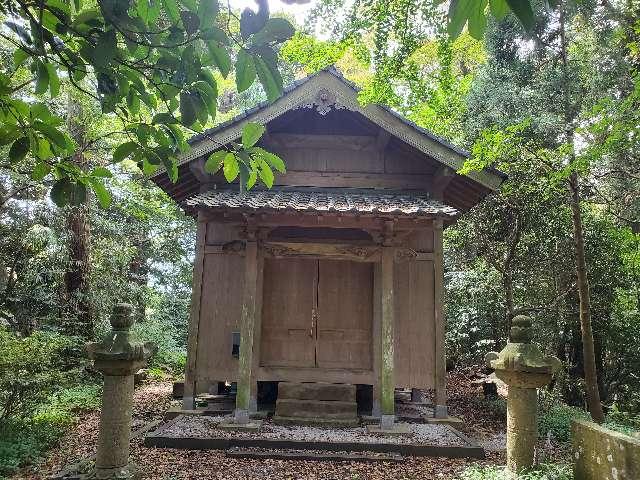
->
xmin=265 ymin=133 xmax=378 ymax=151
xmin=204 ymin=241 xmax=246 ymax=255
xmin=262 ymin=241 xmax=381 ymax=262
xmin=394 ymin=249 xmax=434 ymax=262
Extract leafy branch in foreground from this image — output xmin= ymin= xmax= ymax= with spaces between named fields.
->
xmin=0 ymin=0 xmax=295 ymax=207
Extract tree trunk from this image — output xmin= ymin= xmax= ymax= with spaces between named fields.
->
xmin=568 ymin=172 xmax=604 ymax=423
xmin=62 ymin=96 xmax=93 ymax=339
xmin=559 ymin=0 xmax=604 ymax=423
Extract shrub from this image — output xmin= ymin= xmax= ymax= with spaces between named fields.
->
xmin=459 ymin=464 xmax=573 ymax=480
xmin=133 ymin=317 xmax=186 ymax=376
xmin=538 ymin=404 xmax=589 ymax=443
xmin=604 ymin=407 xmax=640 ymax=436
xmin=0 ymin=416 xmax=69 ymax=478
xmin=0 ymin=328 xmax=74 ymax=422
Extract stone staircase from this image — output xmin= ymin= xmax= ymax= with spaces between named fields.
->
xmin=273 ymin=382 xmax=359 ymax=427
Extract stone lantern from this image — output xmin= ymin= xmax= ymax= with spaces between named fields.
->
xmin=86 ymin=304 xmax=156 ymax=480
xmin=486 ymin=315 xmax=561 ymax=475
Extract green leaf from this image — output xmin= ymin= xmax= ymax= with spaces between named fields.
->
xmin=35 ymin=61 xmax=50 ymax=95
xmin=468 ymin=0 xmax=488 ymax=39
xmin=94 ymin=29 xmax=118 ymax=68
xmin=152 ymin=112 xmax=178 ymax=124
xmin=9 ymin=136 xmax=30 ymax=163
xmin=242 ymin=122 xmax=265 ymax=148
xmin=34 ymin=121 xmax=69 ymax=149
xmin=162 ymin=0 xmax=180 ymax=22
xmin=448 ymin=0 xmax=474 ymax=39
xmin=235 ymin=50 xmax=256 ymax=93
xmin=205 ymin=150 xmax=226 ymax=173
xmin=207 ymin=43 xmax=231 ymax=78
xmin=32 ymin=162 xmax=51 ymax=181
xmin=197 ymin=0 xmax=219 ymax=21
xmin=163 ymin=156 xmax=178 ymax=182
xmin=13 ymin=49 xmax=29 ymax=67
xmin=505 ymin=0 xmax=535 ymax=32
xmin=113 ymin=141 xmax=138 ymax=162
xmin=489 ymin=0 xmax=510 ymax=19
xmin=254 ymin=55 xmax=282 ymax=102
xmin=252 ymin=146 xmax=285 ymax=173
xmin=142 ymin=158 xmax=158 ymax=175
xmin=192 ymin=91 xmax=209 ymax=124
xmin=179 ymin=91 xmax=197 ymax=126
xmin=223 ymin=152 xmax=239 ymax=181
xmin=50 ymin=178 xmax=74 ymax=207
xmin=91 ymin=166 xmax=113 ymax=178
xmin=193 ymin=80 xmax=218 ymax=118
xmin=45 ymin=63 xmax=60 ymax=97
xmin=88 ymin=177 xmax=111 ymax=208
xmin=180 ymin=10 xmax=200 ymax=34
xmin=251 ymin=18 xmax=295 ymax=45
xmin=70 ymin=182 xmax=87 ymax=206
xmin=257 ymin=159 xmax=274 ymax=188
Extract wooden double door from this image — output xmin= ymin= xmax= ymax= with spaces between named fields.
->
xmin=260 ymin=258 xmax=373 ymax=370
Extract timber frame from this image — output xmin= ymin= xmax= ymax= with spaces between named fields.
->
xmin=153 ymin=66 xmax=506 ymax=425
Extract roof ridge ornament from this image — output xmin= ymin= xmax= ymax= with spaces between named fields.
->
xmin=297 ymin=88 xmax=347 ymax=116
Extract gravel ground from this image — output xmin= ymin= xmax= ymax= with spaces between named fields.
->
xmin=159 ymin=415 xmax=465 ymax=445
xmin=13 ymin=374 xmax=520 ymax=480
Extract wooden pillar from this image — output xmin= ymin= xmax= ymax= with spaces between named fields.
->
xmin=380 ymin=245 xmax=395 ymax=428
xmin=249 ymin=250 xmax=264 ymax=413
xmin=183 ymin=212 xmax=207 ymax=410
xmin=235 ymin=238 xmax=259 ymax=423
xmin=434 ymin=219 xmax=448 ymax=418
xmin=372 ymin=263 xmax=382 ymax=417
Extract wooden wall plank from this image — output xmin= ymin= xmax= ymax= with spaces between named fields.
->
xmin=194 ymin=223 xmax=244 ymax=388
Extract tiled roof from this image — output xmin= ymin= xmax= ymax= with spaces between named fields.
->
xmin=184 ymin=188 xmax=459 ymax=217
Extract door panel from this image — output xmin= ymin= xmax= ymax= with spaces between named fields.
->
xmin=316 ymin=260 xmax=373 ymax=369
xmin=260 ymin=258 xmax=317 ymax=367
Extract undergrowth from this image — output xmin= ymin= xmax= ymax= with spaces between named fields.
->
xmin=0 ymin=383 xmax=101 ymax=479
xmin=459 ymin=463 xmax=573 ymax=480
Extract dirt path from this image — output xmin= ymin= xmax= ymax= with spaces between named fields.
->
xmin=14 ymin=373 xmax=507 ymax=480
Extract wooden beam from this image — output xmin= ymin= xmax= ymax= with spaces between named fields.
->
xmin=183 ymin=212 xmax=207 ymax=409
xmin=372 ymin=263 xmax=382 ymax=417
xmin=235 ymin=240 xmax=260 ymax=423
xmin=380 ymin=246 xmax=396 ymax=427
xmin=249 ymin=250 xmax=265 ymax=413
xmin=263 ymin=241 xmax=381 ymax=262
xmin=431 ymin=166 xmax=456 ymax=201
xmin=433 ymin=220 xmax=447 ymax=418
xmin=201 ymin=210 xmax=436 ymax=231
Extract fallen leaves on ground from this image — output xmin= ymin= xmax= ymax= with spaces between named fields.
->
xmin=13 ymin=367 xmax=577 ymax=480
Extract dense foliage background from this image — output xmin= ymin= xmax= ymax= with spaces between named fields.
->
xmin=1 ymin=0 xmax=639 ymax=477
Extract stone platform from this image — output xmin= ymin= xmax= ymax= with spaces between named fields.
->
xmin=144 ymin=414 xmax=484 ymax=459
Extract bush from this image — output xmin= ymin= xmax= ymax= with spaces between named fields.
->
xmin=0 ymin=328 xmax=74 ymax=422
xmin=133 ymin=317 xmax=186 ymax=376
xmin=604 ymin=407 xmax=640 ymax=436
xmin=538 ymin=404 xmax=589 ymax=443
xmin=0 ymin=416 xmax=70 ymax=478
xmin=459 ymin=464 xmax=573 ymax=480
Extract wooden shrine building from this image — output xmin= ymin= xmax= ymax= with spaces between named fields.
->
xmin=152 ymin=67 xmax=505 ymax=425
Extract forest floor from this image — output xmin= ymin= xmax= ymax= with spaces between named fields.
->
xmin=13 ymin=369 xmax=570 ymax=480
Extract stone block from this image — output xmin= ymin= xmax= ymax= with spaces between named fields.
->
xmin=275 ymin=398 xmax=357 ymax=420
xmin=278 ymin=382 xmax=356 ymax=402
xmin=572 ymin=419 xmax=640 ymax=480
xmin=366 ymin=422 xmax=411 ymax=436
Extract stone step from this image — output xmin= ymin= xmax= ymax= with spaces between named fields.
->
xmin=275 ymin=398 xmax=357 ymax=420
xmin=272 ymin=415 xmax=360 ymax=428
xmin=278 ymin=382 xmax=356 ymax=402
